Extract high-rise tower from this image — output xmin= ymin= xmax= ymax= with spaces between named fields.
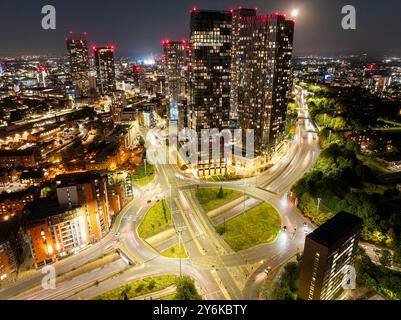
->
xmin=66 ymin=33 xmax=90 ymax=97
xmin=94 ymin=46 xmax=116 ymax=96
xmin=237 ymin=13 xmax=295 ymax=156
xmin=163 ymin=40 xmax=188 ymax=123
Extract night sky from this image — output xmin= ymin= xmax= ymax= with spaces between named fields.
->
xmin=0 ymin=0 xmax=400 ymax=57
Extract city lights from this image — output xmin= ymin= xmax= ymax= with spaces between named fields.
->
xmin=0 ymin=1 xmax=399 ymax=306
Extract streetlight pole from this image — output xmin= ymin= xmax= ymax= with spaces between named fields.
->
xmin=178 ymin=231 xmax=182 ymax=278
xmin=243 ymin=181 xmax=246 ymax=213
xmin=316 ymin=198 xmax=322 ymax=218
xmin=144 ymin=158 xmax=147 ymax=176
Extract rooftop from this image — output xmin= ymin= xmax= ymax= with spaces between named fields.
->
xmin=56 ymin=171 xmax=104 ymax=188
xmin=26 ymin=197 xmax=79 ymax=223
xmin=307 ymin=211 xmax=363 ymax=248
xmin=0 ymin=218 xmax=21 ymax=244
xmin=0 ymin=148 xmax=39 ymax=157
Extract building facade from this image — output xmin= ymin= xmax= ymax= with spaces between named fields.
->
xmin=0 ymin=148 xmax=41 ymax=168
xmin=111 ymin=90 xmax=127 ymax=123
xmin=237 ymin=13 xmax=294 ymax=156
xmin=163 ymin=40 xmax=188 ymax=122
xmin=94 ymin=46 xmax=116 ymax=96
xmin=56 ymin=172 xmax=112 ymax=242
xmin=66 ymin=35 xmax=90 ymax=97
xmin=230 ymin=8 xmax=257 ymax=128
xmin=25 ymin=198 xmax=88 ymax=268
xmin=0 ymin=219 xmax=24 ymax=285
xmin=188 ymin=9 xmax=233 ymax=176
xmin=298 ymin=212 xmax=363 ymax=300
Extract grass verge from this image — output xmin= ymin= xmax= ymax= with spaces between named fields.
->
xmin=161 ymin=243 xmax=188 ymax=259
xmin=195 ymin=187 xmax=242 ymax=212
xmin=138 ymin=200 xmax=172 ymax=239
xmin=216 ymin=202 xmax=281 ymax=252
xmin=92 ymin=275 xmax=177 ymax=300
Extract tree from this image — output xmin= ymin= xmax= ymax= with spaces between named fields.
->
xmin=393 ymin=247 xmax=401 ymax=267
xmin=379 ymin=250 xmax=393 ymax=268
xmin=217 ymin=187 xmax=225 ymax=199
xmin=175 ymin=276 xmax=202 ymax=300
xmin=148 ymin=279 xmax=156 ymax=290
xmin=118 ymin=285 xmax=131 ymax=300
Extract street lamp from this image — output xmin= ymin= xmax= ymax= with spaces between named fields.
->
xmin=316 ymin=197 xmax=322 ymax=217
xmin=178 ymin=230 xmax=182 ymax=278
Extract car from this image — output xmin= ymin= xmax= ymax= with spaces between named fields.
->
xmin=264 ymin=267 xmax=272 ymax=274
xmin=147 ymin=200 xmax=152 ymax=204
xmin=303 ymin=222 xmax=307 ymax=228
xmin=115 ymin=232 xmax=121 ymax=238
xmin=282 ymin=226 xmax=287 ymax=232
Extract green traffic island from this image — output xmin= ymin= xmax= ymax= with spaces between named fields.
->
xmin=215 ymin=202 xmax=281 ymax=252
xmin=92 ymin=275 xmax=202 ymax=300
xmin=195 ymin=186 xmax=243 ymax=213
xmin=132 ymin=163 xmax=156 ymax=186
xmin=160 ymin=243 xmax=188 ymax=259
xmin=138 ymin=199 xmax=173 ymax=240
xmin=206 ymin=174 xmax=242 ymax=182
xmin=92 ymin=275 xmax=177 ymax=300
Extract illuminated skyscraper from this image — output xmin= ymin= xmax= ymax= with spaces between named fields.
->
xmin=237 ymin=13 xmax=295 ymax=156
xmin=94 ymin=46 xmax=116 ymax=95
xmin=66 ymin=34 xmax=90 ymax=97
xmin=189 ymin=9 xmax=232 ymax=133
xmin=163 ymin=40 xmax=188 ymax=123
xmin=188 ymin=9 xmax=232 ymax=176
xmin=230 ymin=8 xmax=257 ymax=128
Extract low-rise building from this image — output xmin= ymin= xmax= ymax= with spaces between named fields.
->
xmin=0 ymin=218 xmax=24 ymax=285
xmin=0 ymin=148 xmax=41 ymax=168
xmin=25 ymin=197 xmax=88 ymax=268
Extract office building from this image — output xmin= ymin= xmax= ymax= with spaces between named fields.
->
xmin=66 ymin=34 xmax=90 ymax=97
xmin=298 ymin=212 xmax=363 ymax=300
xmin=94 ymin=46 xmax=116 ymax=95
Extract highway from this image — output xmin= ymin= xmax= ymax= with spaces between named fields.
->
xmin=0 ymin=87 xmax=321 ymax=300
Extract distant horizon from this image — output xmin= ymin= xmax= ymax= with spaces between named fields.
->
xmin=1 ymin=50 xmax=400 ymax=61
xmin=0 ymin=0 xmax=400 ymax=57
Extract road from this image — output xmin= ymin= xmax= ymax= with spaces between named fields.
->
xmin=1 ymin=87 xmax=320 ymax=300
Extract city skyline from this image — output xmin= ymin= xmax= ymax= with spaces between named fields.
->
xmin=1 ymin=0 xmax=401 ymax=57
xmin=0 ymin=1 xmax=401 ymax=304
